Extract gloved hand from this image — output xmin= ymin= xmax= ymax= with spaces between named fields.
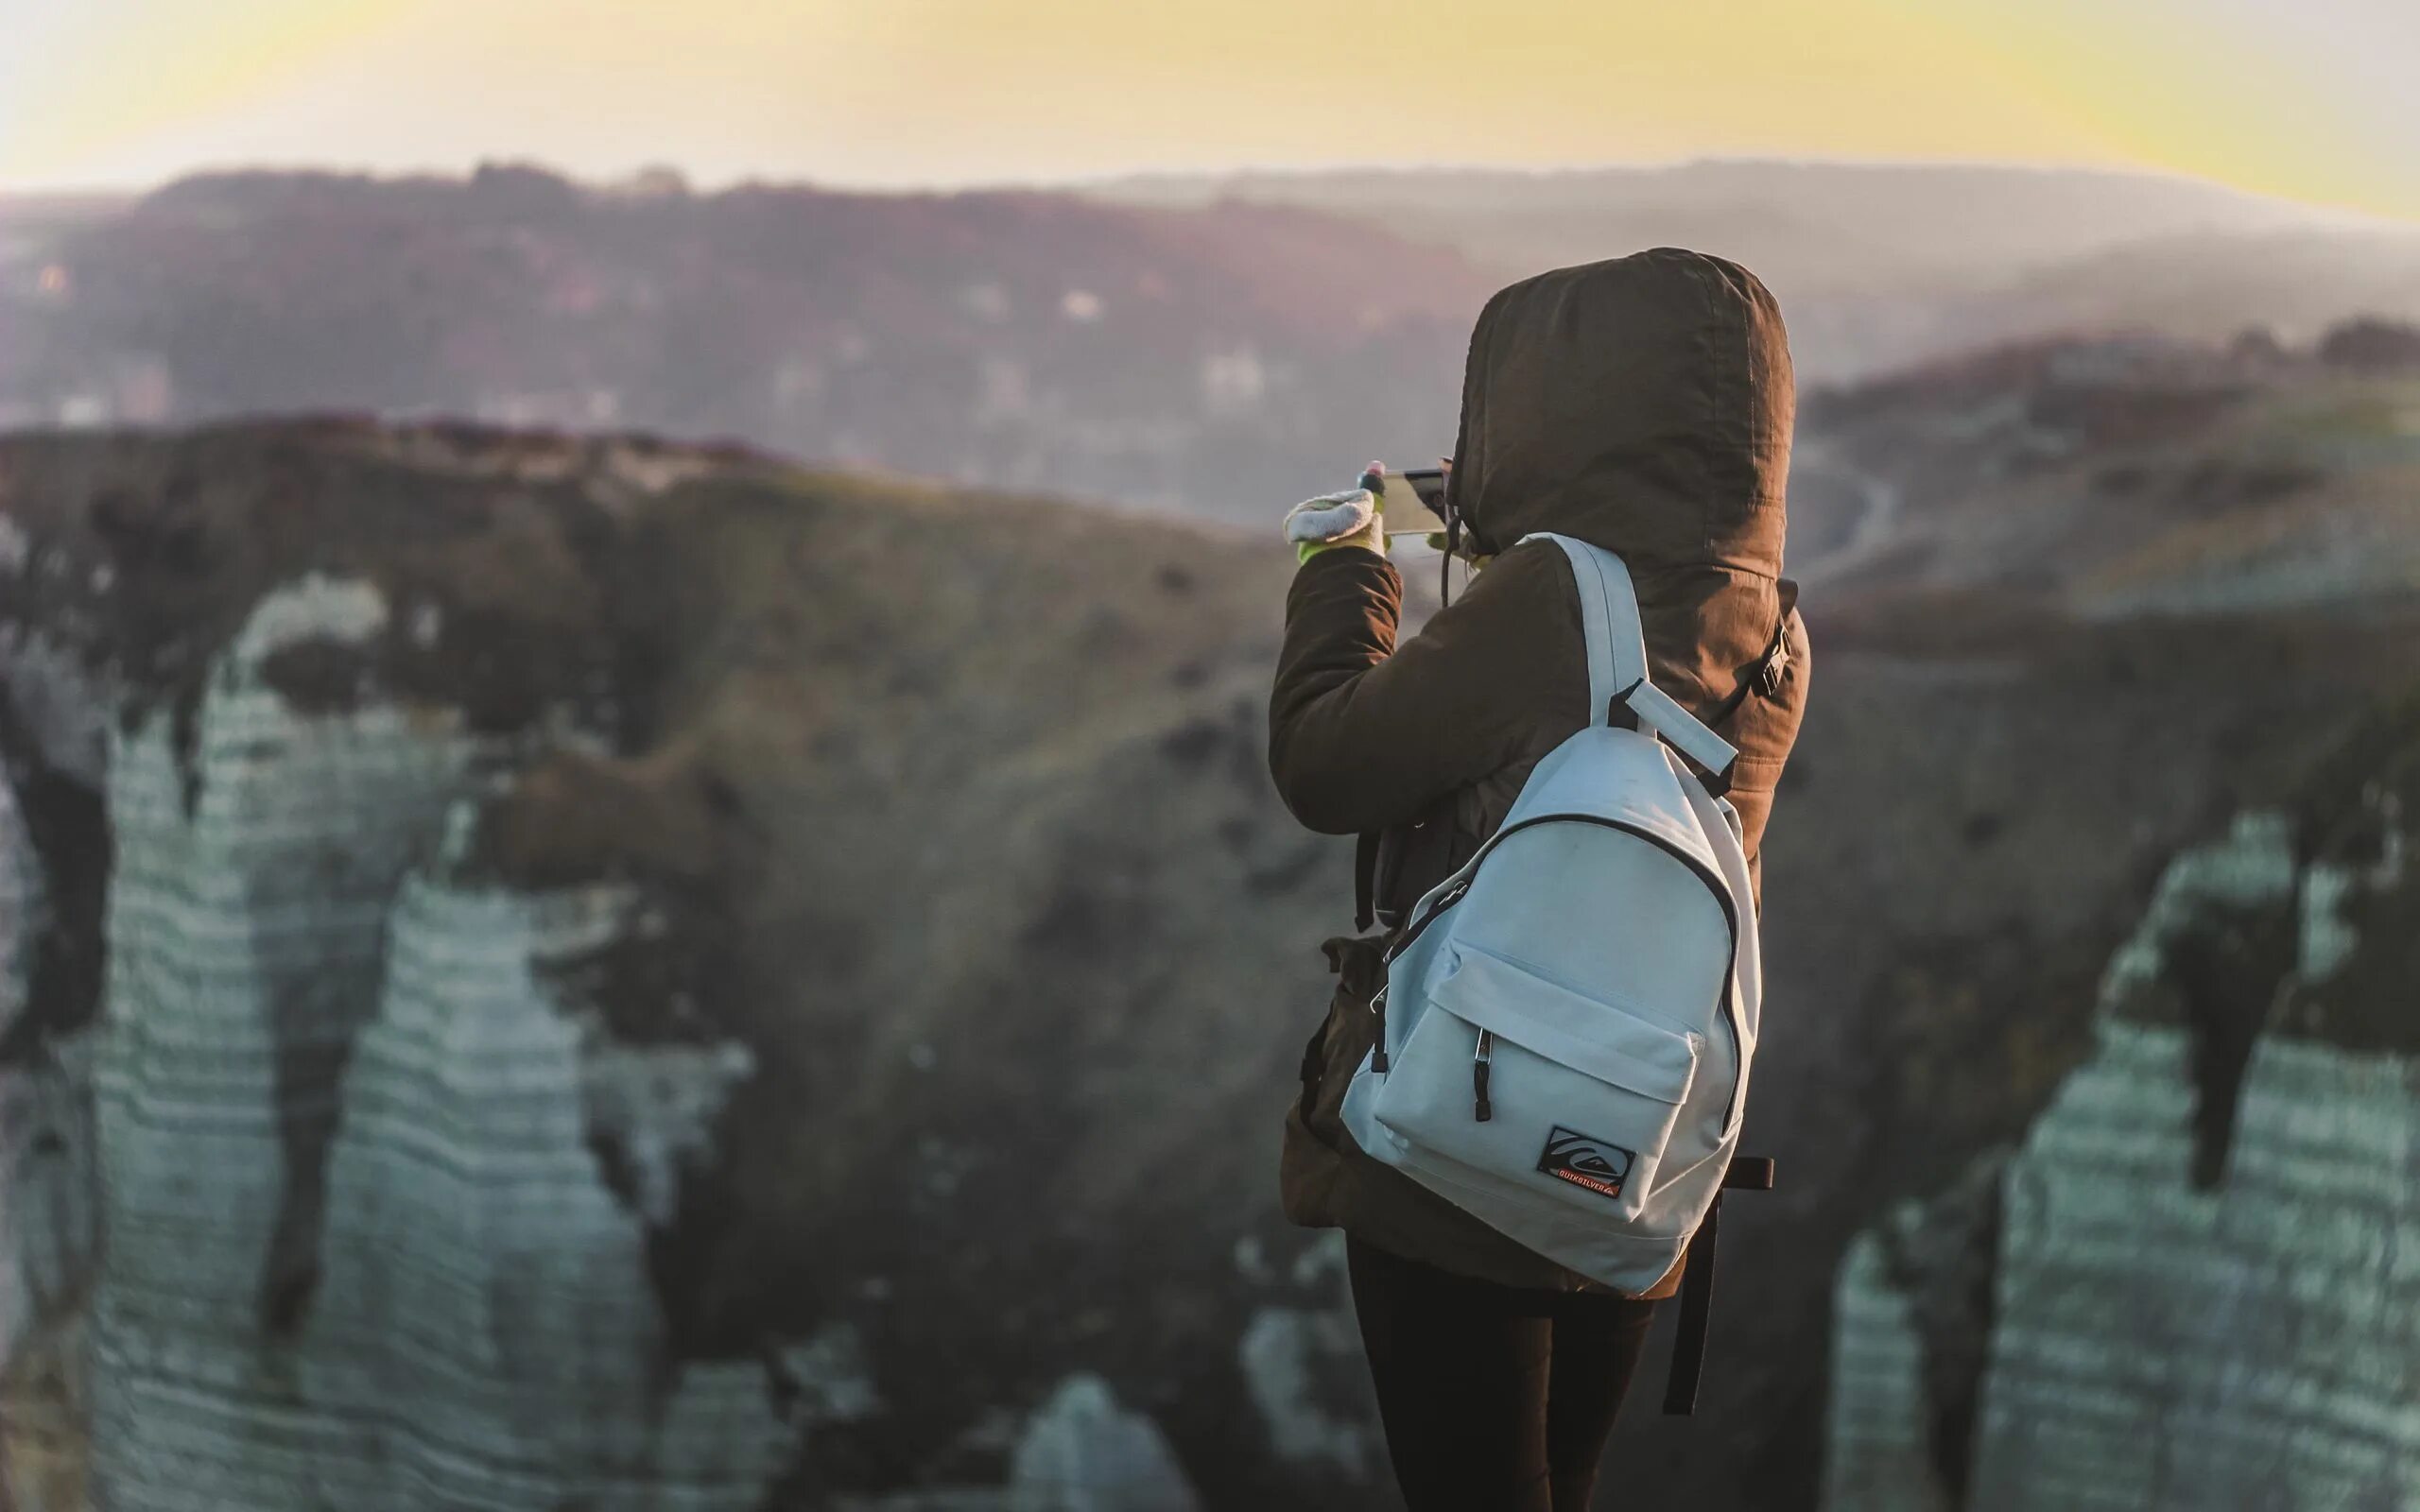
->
xmin=1285 ymin=462 xmax=1390 ymax=564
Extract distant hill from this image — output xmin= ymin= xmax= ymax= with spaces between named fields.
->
xmin=5 ymin=162 xmax=2416 ymax=530
xmin=0 ymin=165 xmax=1491 ymax=524
xmin=1094 ymin=161 xmax=2335 ymax=284
xmin=1796 ymin=333 xmax=2420 ymax=616
xmin=1093 ymin=162 xmax=2420 ymax=379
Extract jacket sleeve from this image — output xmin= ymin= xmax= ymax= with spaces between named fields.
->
xmin=1268 ymin=543 xmax=1563 ymax=835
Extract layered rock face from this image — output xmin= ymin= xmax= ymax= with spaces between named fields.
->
xmin=6 ymin=554 xmax=824 ymax=1509
xmin=1825 ymin=719 xmax=2420 ymax=1512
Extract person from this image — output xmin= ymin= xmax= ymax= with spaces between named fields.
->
xmin=1266 ymin=249 xmax=1811 ymax=1512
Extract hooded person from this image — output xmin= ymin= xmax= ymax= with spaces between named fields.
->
xmin=1267 ymin=248 xmax=1810 ymax=1512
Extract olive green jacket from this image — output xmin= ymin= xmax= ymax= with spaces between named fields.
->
xmin=1268 ymin=249 xmax=1811 ymax=1294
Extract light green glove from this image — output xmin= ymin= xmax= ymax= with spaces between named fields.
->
xmin=1283 ymin=462 xmax=1390 ymax=564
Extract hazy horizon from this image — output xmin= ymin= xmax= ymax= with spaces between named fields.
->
xmin=8 ymin=0 xmax=2416 ymax=219
xmin=11 ymin=153 xmax=2411 ymax=243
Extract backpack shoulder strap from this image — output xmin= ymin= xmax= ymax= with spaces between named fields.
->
xmin=1524 ymin=531 xmax=1645 ymax=728
xmin=1521 ymin=533 xmax=1740 ymax=782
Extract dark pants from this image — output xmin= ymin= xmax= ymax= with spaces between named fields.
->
xmin=1347 ymin=1236 xmax=1659 ymax=1512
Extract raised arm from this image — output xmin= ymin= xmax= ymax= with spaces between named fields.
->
xmin=1268 ymin=541 xmax=1575 ymax=835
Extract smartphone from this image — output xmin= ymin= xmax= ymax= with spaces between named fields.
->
xmin=1381 ymin=467 xmax=1451 ymax=536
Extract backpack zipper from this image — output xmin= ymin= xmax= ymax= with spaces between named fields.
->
xmin=1472 ymin=1031 xmax=1495 ymax=1121
xmin=1380 ymin=877 xmax=1471 ymax=967
xmin=1368 ymin=984 xmax=1390 ymax=1073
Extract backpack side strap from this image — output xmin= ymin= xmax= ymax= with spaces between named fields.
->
xmin=1353 ymin=830 xmax=1380 ymax=934
xmin=1661 ymin=1155 xmax=1776 ymax=1416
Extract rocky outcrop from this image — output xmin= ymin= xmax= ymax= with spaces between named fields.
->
xmin=6 ymin=418 xmax=2419 ymax=1511
xmin=0 ymin=423 xmax=1377 ymax=1510
xmin=87 ymin=575 xmax=486 ymax=1504
xmin=1825 ymin=714 xmax=2420 ymax=1512
xmin=6 ymin=564 xmax=836 ymax=1508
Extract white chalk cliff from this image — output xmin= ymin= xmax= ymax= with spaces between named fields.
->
xmin=1827 ymin=793 xmax=2420 ymax=1511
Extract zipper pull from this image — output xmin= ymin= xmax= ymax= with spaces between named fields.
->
xmin=1473 ymin=1031 xmax=1494 ymax=1122
xmin=1369 ymin=985 xmax=1390 ymax=1074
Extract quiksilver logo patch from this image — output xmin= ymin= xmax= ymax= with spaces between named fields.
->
xmin=1536 ymin=1126 xmax=1636 ymax=1202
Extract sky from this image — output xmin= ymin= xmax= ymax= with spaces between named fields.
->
xmin=3 ymin=0 xmax=2415 ymax=220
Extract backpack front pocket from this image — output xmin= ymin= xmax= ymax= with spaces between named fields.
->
xmin=1368 ymin=942 xmax=1700 ymax=1222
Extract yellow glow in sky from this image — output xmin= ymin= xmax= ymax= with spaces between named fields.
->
xmin=3 ymin=0 xmax=2414 ymax=220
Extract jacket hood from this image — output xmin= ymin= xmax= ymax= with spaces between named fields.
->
xmin=1447 ymin=249 xmax=1793 ymax=578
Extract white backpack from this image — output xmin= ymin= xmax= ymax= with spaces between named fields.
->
xmin=1340 ymin=534 xmax=1766 ymax=1330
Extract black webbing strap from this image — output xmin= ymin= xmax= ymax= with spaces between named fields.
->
xmin=1353 ymin=831 xmax=1380 ymax=934
xmin=1663 ymin=1155 xmax=1776 ymax=1417
xmin=1704 ymin=616 xmax=1792 ymax=732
